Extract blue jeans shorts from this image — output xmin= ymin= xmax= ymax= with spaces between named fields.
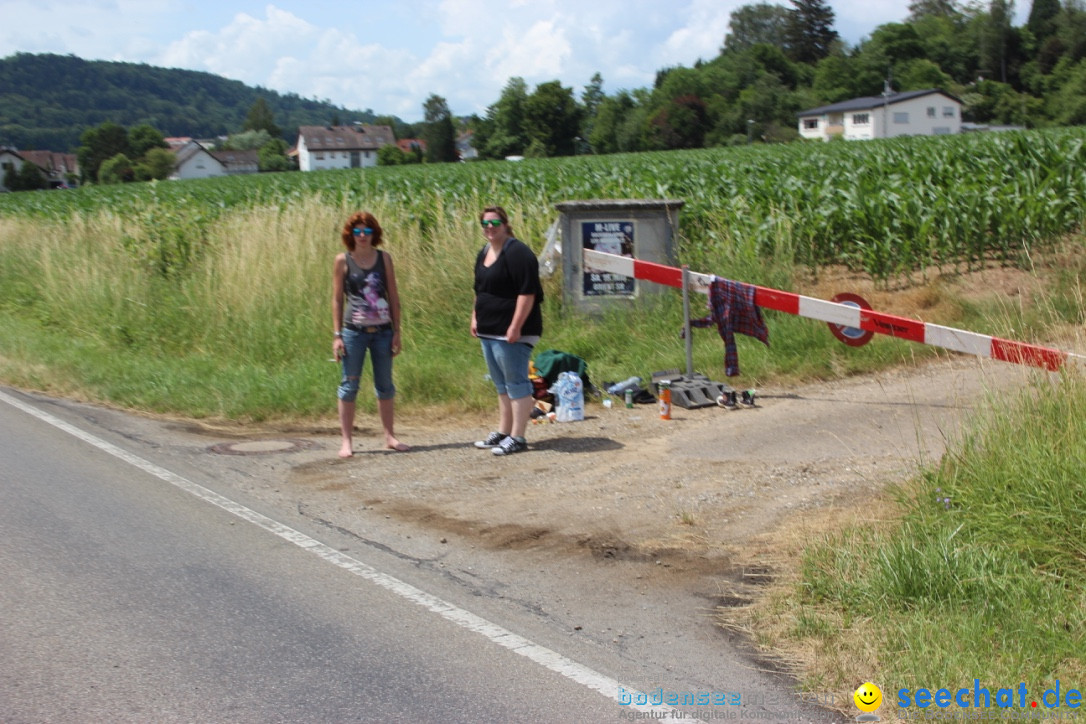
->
xmin=337 ymin=326 xmax=395 ymax=402
xmin=479 ymin=337 xmax=533 ymax=400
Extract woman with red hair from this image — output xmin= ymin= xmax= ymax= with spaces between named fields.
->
xmin=331 ymin=211 xmax=408 ymax=457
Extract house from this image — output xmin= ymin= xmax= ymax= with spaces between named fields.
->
xmin=797 ymin=89 xmax=962 ymax=141
xmin=295 ymin=124 xmax=395 ymax=172
xmin=170 ymin=140 xmax=225 ymax=180
xmin=396 ymin=138 xmax=427 ymax=157
xmin=1 ymin=147 xmax=79 ymax=189
xmin=457 ymin=131 xmax=478 ymax=161
xmin=18 ymin=150 xmax=79 ymax=187
xmin=210 ymin=149 xmax=260 ymax=175
xmin=0 ymin=148 xmax=23 ymax=190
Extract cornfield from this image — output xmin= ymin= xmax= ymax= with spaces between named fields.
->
xmin=2 ymin=128 xmax=1084 ymax=282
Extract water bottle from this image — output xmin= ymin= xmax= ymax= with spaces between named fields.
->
xmin=606 ymin=376 xmax=642 ymax=395
xmin=552 ymin=372 xmax=584 ymax=422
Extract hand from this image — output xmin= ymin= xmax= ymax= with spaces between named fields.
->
xmin=333 ymin=337 xmax=345 ymax=361
xmin=391 ymin=332 xmax=402 ymax=356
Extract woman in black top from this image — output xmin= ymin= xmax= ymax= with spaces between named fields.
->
xmin=470 ymin=206 xmax=543 ymax=456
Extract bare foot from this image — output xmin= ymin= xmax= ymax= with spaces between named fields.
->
xmin=386 ymin=438 xmax=410 ymax=452
xmin=338 ymin=443 xmax=354 ymax=458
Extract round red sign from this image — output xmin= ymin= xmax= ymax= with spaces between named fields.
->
xmin=828 ymin=292 xmax=874 ymax=347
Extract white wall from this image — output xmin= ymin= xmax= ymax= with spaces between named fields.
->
xmin=878 ymin=96 xmax=961 ymax=138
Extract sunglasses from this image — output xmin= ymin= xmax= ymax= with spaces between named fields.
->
xmin=352 ymin=227 xmax=374 ymax=235
xmin=480 ymin=219 xmax=504 ymax=228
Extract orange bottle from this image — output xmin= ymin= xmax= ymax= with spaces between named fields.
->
xmin=658 ymin=381 xmax=672 ymax=420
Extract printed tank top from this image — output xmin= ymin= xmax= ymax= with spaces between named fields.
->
xmin=342 ymin=250 xmax=391 ymax=327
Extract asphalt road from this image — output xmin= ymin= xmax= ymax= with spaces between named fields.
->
xmin=0 ymin=387 xmax=849 ymax=723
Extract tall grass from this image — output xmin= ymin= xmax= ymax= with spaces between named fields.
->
xmin=743 ymin=368 xmax=1086 ymax=708
xmin=1 ymin=132 xmax=1084 ymax=420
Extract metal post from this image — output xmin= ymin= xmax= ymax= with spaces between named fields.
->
xmin=682 ymin=265 xmax=693 ymax=377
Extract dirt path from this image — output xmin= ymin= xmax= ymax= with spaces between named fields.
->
xmin=288 ymin=355 xmax=1040 ymax=575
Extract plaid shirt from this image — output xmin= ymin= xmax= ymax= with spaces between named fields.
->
xmin=689 ymin=277 xmax=769 ymax=377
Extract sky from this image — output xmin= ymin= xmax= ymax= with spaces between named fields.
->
xmin=0 ymin=0 xmax=1031 ymax=123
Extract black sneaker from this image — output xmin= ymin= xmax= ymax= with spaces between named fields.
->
xmin=740 ymin=390 xmax=757 ymax=407
xmin=492 ymin=436 xmax=527 ymax=456
xmin=474 ymin=431 xmax=508 ymax=449
xmin=716 ymin=391 xmax=738 ymax=410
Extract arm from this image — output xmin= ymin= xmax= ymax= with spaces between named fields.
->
xmin=382 ymin=251 xmax=403 ymax=356
xmin=332 ymin=253 xmax=347 ymax=360
xmin=505 ymin=294 xmax=534 ymax=343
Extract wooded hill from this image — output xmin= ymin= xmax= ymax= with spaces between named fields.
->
xmin=0 ymin=53 xmax=379 ymax=152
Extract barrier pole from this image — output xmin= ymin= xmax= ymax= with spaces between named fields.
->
xmin=583 ymin=249 xmax=1086 ymax=374
xmin=681 ymin=265 xmax=694 ymax=377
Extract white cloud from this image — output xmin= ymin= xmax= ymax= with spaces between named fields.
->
xmin=159 ymin=6 xmax=318 ymax=83
xmin=489 ymin=19 xmax=570 ymax=80
xmin=658 ymin=0 xmax=737 ymax=66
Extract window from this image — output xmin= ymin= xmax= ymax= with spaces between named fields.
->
xmin=852 ymin=113 xmax=870 ymax=125
xmin=894 ymin=112 xmax=909 ymax=124
xmin=933 ymin=127 xmax=951 ymax=135
xmin=803 ymin=118 xmax=819 ymax=130
xmin=927 ymin=106 xmax=936 ymax=118
xmin=943 ymin=106 xmax=956 ymax=117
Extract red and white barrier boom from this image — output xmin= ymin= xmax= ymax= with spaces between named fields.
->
xmin=584 ymin=249 xmax=1086 ymax=373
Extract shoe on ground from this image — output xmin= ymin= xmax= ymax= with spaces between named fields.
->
xmin=474 ymin=431 xmax=508 ymax=449
xmin=492 ymin=436 xmax=528 ymax=456
xmin=716 ymin=391 xmax=738 ymax=409
xmin=740 ymin=390 xmax=756 ymax=407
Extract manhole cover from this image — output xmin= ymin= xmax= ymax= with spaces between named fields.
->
xmin=208 ymin=439 xmax=320 ymax=455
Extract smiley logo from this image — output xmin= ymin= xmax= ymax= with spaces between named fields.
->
xmin=854 ymin=682 xmax=883 ymax=713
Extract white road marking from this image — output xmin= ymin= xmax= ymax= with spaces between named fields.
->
xmin=0 ymin=389 xmax=674 ymax=715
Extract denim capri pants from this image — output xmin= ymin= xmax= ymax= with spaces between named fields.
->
xmin=337 ymin=327 xmax=396 ymax=402
xmin=479 ymin=337 xmax=533 ymax=400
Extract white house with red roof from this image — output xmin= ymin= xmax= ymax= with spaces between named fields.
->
xmin=295 ymin=124 xmax=395 ymax=171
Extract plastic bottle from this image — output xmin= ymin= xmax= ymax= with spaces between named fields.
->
xmin=606 ymin=376 xmax=642 ymax=395
xmin=658 ymin=380 xmax=672 ymax=420
xmin=551 ymin=371 xmax=584 ymax=422
xmin=624 ymin=388 xmax=634 ymax=408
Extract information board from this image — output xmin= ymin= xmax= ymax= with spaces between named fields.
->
xmin=582 ymin=221 xmax=635 ymax=297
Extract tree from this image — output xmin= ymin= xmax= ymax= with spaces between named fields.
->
xmin=220 ymin=129 xmax=274 ymax=150
xmin=378 ymin=144 xmax=409 ymax=165
xmin=244 ymin=96 xmax=281 ymax=139
xmin=477 ymin=77 xmax=530 ymax=159
xmin=135 ymin=147 xmax=175 ymax=180
xmin=3 ymin=161 xmax=48 ymax=191
xmin=129 ymin=124 xmax=168 ymax=158
xmin=908 ymin=0 xmax=961 ymax=20
xmin=1027 ymin=0 xmax=1060 ymax=45
xmin=257 ymin=138 xmax=293 ymax=171
xmin=78 ymin=121 xmax=131 ymax=184
xmin=98 ymin=153 xmax=134 ymax=184
xmin=977 ymin=0 xmax=1016 ymax=83
xmin=522 ymin=81 xmax=583 ymax=157
xmin=724 ymin=3 xmax=792 ymax=53
xmin=786 ymin=0 xmax=840 ymax=64
xmin=580 ymin=72 xmax=606 ymax=145
xmin=589 ymin=91 xmax=636 ymax=154
xmin=648 ymin=94 xmax=709 ymax=149
xmin=421 ymin=94 xmax=457 ymax=163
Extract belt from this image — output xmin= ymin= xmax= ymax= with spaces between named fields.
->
xmin=344 ymin=322 xmax=392 ymax=333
